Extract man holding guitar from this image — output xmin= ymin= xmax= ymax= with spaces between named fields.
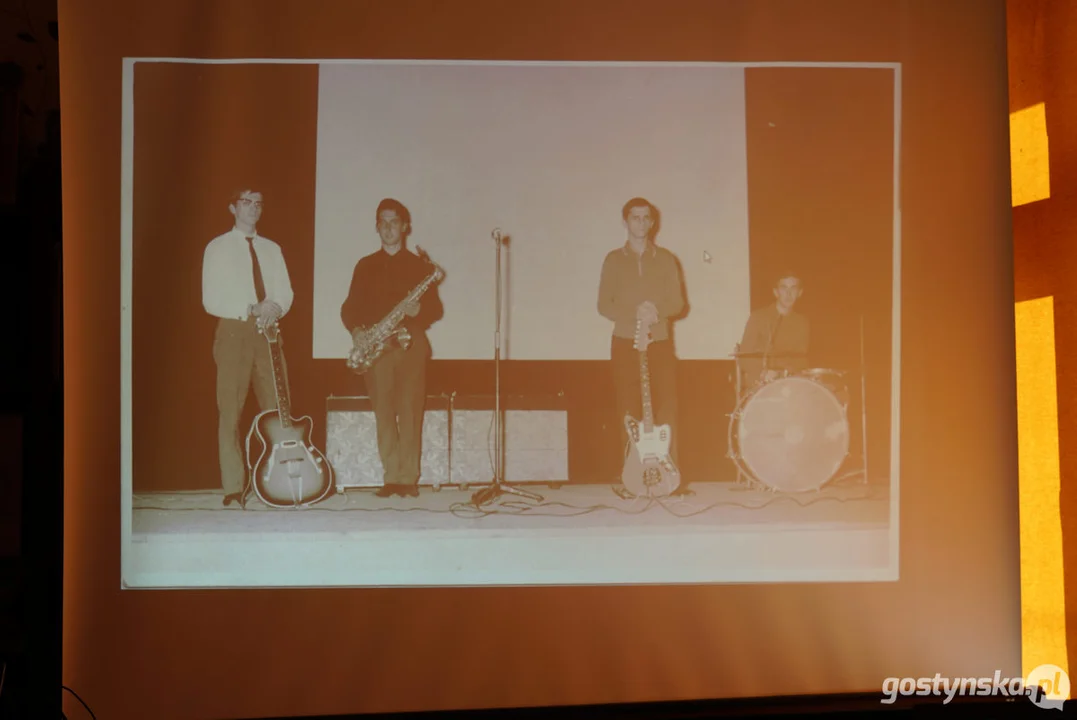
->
xmin=202 ymin=188 xmax=294 ymax=508
xmin=340 ymin=198 xmax=444 ymax=499
xmin=597 ymin=197 xmax=689 ymax=498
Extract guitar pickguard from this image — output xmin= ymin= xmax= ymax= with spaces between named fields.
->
xmin=624 ymin=416 xmax=673 ymax=459
xmin=621 ymin=414 xmax=681 ymax=497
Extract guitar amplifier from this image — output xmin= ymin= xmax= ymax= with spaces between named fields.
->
xmin=324 ymin=393 xmax=569 ymax=491
xmin=325 ymin=394 xmax=450 ymax=492
xmin=449 ymin=394 xmax=568 ymax=488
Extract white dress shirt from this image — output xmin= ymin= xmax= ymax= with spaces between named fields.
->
xmin=202 ymin=228 xmax=294 ymax=321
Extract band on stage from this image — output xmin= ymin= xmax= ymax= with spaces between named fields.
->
xmin=200 ymin=189 xmax=856 ymax=508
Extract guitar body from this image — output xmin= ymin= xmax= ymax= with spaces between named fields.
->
xmin=622 ymin=414 xmax=681 ymax=498
xmin=243 ymin=320 xmax=333 ymax=509
xmin=618 ymin=315 xmax=682 ymax=499
xmin=247 ymin=410 xmax=333 ymax=508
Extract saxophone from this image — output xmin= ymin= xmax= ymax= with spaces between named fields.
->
xmin=346 ymin=251 xmax=445 ymax=375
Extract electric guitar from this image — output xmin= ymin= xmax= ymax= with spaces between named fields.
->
xmin=245 ymin=321 xmax=333 ymax=509
xmin=621 ymin=317 xmax=682 ymax=498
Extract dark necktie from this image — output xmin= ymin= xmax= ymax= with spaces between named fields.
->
xmin=246 ymin=236 xmax=266 ymax=303
xmin=763 ymin=314 xmax=783 ymax=371
xmin=771 ymin=314 xmax=784 ymax=346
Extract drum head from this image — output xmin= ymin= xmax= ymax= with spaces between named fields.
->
xmin=735 ymin=376 xmax=849 ymax=492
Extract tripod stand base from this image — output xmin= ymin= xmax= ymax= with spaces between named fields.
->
xmin=471 ymin=481 xmax=544 ymax=507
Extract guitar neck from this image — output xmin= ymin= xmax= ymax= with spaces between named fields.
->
xmin=638 ymin=349 xmax=654 ymax=432
xmin=267 ymin=336 xmax=292 ymax=426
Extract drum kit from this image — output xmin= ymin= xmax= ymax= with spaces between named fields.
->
xmin=727 ymin=348 xmax=863 ymax=493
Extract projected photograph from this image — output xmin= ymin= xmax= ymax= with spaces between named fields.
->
xmin=120 ymin=59 xmax=900 ymax=588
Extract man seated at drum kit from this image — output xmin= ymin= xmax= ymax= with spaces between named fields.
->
xmin=734 ymin=270 xmax=810 ymax=391
xmin=728 ymin=271 xmax=854 ymax=493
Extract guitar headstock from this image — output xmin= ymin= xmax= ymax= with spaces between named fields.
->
xmin=259 ymin=320 xmax=281 ymax=343
xmin=633 ymin=317 xmax=652 ymax=352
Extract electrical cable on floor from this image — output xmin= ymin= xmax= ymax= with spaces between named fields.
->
xmin=134 ymin=473 xmax=884 ymax=518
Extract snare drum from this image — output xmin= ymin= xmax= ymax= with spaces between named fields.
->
xmin=799 ymin=368 xmax=849 ymax=408
xmin=728 ymin=375 xmax=850 ymax=492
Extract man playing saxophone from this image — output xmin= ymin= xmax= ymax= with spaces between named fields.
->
xmin=340 ymin=198 xmax=444 ymax=498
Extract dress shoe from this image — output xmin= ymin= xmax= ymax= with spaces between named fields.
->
xmin=223 ymin=492 xmax=246 ymax=509
xmin=375 ymin=484 xmax=420 ymax=498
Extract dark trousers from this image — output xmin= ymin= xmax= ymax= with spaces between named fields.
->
xmin=213 ymin=318 xmax=276 ymax=495
xmin=611 ymin=335 xmax=679 ymax=468
xmin=363 ymin=332 xmax=429 ymax=486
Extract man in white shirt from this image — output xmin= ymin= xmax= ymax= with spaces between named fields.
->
xmin=202 ymin=188 xmax=294 ymax=508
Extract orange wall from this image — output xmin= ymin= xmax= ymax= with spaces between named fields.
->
xmin=1008 ymin=0 xmax=1074 ymax=673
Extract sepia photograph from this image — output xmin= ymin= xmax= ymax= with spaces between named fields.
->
xmin=119 ymin=59 xmax=900 ymax=588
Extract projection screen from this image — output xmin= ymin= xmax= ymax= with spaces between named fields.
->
xmin=119 ymin=59 xmax=900 ymax=589
xmin=312 ymin=62 xmax=751 ymax=362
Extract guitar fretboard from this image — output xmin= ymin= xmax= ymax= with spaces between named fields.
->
xmin=638 ymin=347 xmax=654 ymax=433
xmin=267 ymin=334 xmax=292 ymax=428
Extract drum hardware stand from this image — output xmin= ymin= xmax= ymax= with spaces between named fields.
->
xmin=858 ymin=313 xmax=869 ymax=484
xmin=727 ymin=347 xmax=777 ymax=492
xmin=471 ymin=229 xmax=543 ymax=508
xmin=729 ymin=348 xmax=751 ymax=489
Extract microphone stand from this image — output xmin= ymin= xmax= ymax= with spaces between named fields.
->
xmin=471 ymin=229 xmax=544 ymax=507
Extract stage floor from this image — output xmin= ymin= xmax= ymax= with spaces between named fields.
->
xmin=132 ymin=476 xmax=889 ymax=533
xmin=124 ymin=477 xmax=895 ymax=588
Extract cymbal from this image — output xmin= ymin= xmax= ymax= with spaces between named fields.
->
xmin=729 ymin=350 xmax=809 ymax=358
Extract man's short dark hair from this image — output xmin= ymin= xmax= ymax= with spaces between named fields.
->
xmin=230 ymin=188 xmax=262 ymax=204
xmin=622 ymin=197 xmax=655 ymax=220
xmin=376 ymin=198 xmax=412 ymax=227
xmin=774 ymin=271 xmax=802 ymax=287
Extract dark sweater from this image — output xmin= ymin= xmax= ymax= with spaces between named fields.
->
xmin=738 ymin=303 xmax=810 ymax=380
xmin=597 ymin=242 xmax=685 ymax=342
xmin=340 ymin=247 xmax=444 ymax=336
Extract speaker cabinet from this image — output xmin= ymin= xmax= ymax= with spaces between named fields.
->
xmin=325 ymin=395 xmax=450 ymax=492
xmin=450 ymin=394 xmax=568 ymax=488
xmin=325 ymin=393 xmax=569 ymax=491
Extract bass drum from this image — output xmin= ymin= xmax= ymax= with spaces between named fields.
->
xmin=729 ymin=375 xmax=850 ymax=493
